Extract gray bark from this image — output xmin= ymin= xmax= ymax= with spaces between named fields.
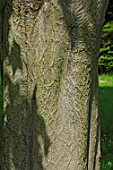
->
xmin=0 ymin=0 xmax=109 ymax=170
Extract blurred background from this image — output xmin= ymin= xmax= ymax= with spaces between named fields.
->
xmin=98 ymin=1 xmax=113 ymax=169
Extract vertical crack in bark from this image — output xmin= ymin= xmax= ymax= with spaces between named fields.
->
xmin=87 ymin=71 xmax=100 ymax=170
xmin=24 ymin=1 xmax=33 ymax=169
xmin=42 ymin=9 xmax=47 ymax=116
xmin=93 ymin=75 xmax=100 ymax=170
xmin=86 ymin=76 xmax=93 ymax=170
xmin=93 ymin=121 xmax=99 ymax=170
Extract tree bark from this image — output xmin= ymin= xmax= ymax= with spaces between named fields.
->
xmin=0 ymin=0 xmax=109 ymax=170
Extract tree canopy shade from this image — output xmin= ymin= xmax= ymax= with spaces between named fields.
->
xmin=0 ymin=0 xmax=109 ymax=170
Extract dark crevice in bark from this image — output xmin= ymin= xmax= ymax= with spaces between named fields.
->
xmin=59 ymin=0 xmax=98 ymax=52
xmin=86 ymin=75 xmax=94 ymax=170
xmin=58 ymin=0 xmax=78 ymax=51
xmin=93 ymin=74 xmax=100 ymax=170
xmin=93 ymin=120 xmax=100 ymax=170
xmin=87 ymin=70 xmax=99 ymax=170
xmin=24 ymin=2 xmax=33 ymax=169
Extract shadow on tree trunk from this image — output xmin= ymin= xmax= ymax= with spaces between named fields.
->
xmin=0 ymin=0 xmax=50 ymax=169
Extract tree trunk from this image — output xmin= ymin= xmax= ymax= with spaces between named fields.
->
xmin=0 ymin=0 xmax=109 ymax=170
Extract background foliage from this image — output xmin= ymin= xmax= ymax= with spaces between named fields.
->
xmin=98 ymin=0 xmax=113 ymax=74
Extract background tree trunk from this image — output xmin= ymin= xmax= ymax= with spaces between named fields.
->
xmin=0 ymin=0 xmax=109 ymax=169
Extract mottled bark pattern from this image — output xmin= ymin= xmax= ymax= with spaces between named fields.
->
xmin=0 ymin=0 xmax=109 ymax=170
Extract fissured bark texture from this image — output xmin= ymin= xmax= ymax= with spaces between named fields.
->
xmin=0 ymin=0 xmax=109 ymax=170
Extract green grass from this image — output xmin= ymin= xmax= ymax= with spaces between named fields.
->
xmin=99 ymin=74 xmax=113 ymax=170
